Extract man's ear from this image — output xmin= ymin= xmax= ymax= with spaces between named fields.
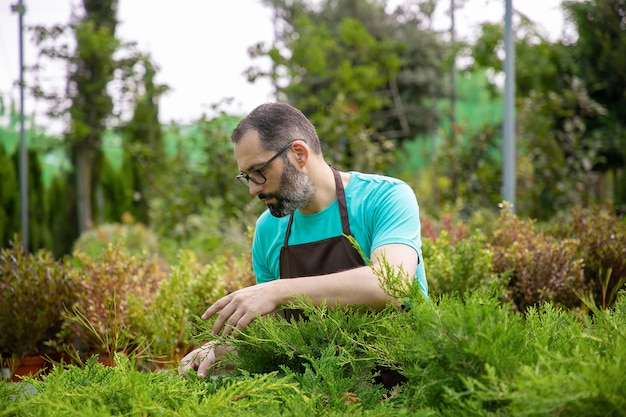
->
xmin=292 ymin=141 xmax=309 ymax=166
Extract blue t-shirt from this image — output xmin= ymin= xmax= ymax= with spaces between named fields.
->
xmin=251 ymin=171 xmax=428 ymax=296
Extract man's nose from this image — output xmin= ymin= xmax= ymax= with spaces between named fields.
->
xmin=248 ymin=181 xmax=263 ymax=196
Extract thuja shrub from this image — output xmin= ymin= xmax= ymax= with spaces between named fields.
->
xmin=452 ymin=292 xmax=626 ymax=416
xmin=549 ymin=205 xmax=626 ymax=309
xmin=65 ymin=244 xmax=168 ymax=360
xmin=394 ymin=289 xmax=531 ymax=412
xmin=5 ymin=282 xmax=626 ymax=415
xmin=7 ymin=354 xmax=326 ymax=416
xmin=488 ymin=207 xmax=587 ymax=312
xmin=190 ymin=263 xmax=626 ymax=415
xmin=422 ymin=229 xmax=498 ymax=296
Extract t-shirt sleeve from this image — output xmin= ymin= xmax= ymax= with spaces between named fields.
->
xmin=367 ymin=180 xmax=428 ymax=296
xmin=251 ymin=214 xmax=279 ymax=284
xmin=368 ymin=181 xmax=422 ymax=255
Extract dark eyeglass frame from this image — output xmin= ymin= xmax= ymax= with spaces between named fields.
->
xmin=236 ymin=140 xmax=297 ymax=186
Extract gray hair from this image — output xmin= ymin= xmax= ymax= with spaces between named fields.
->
xmin=231 ymin=103 xmax=322 ymax=154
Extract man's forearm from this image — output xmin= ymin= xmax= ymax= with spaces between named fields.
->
xmin=269 ymin=265 xmax=394 ymax=311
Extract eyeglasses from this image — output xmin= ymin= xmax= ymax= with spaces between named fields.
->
xmin=236 ymin=140 xmax=297 ymax=186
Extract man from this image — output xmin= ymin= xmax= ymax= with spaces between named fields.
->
xmin=178 ymin=103 xmax=427 ymax=377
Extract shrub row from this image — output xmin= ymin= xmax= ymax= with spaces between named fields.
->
xmin=0 ymin=233 xmax=254 ymax=373
xmin=423 ymin=203 xmax=626 ymax=312
xmin=2 ymin=286 xmax=624 ymax=416
xmin=1 ymin=203 xmax=624 ymax=382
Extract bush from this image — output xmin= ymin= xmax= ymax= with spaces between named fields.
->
xmin=4 ymin=284 xmax=626 ymax=415
xmin=128 ymin=250 xmax=228 ymax=366
xmin=72 ymin=215 xmax=160 ymax=258
xmin=0 ymin=237 xmax=76 ymax=359
xmin=155 ymin=198 xmax=256 ymax=265
xmin=422 ymin=229 xmax=497 ymax=296
xmin=549 ymin=205 xmax=626 ymax=309
xmin=488 ymin=206 xmax=587 ymax=312
xmin=65 ymin=244 xmax=168 ymax=362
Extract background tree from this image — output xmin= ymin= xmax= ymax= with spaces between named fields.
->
xmin=31 ymin=0 xmax=162 ymax=238
xmin=0 ymin=146 xmax=19 ymax=246
xmin=66 ymin=0 xmax=118 ymax=234
xmin=248 ymin=0 xmax=446 ymax=171
xmin=468 ymin=7 xmax=611 ymax=219
xmin=564 ymin=0 xmax=626 ymax=210
xmin=118 ymin=56 xmax=168 ymax=225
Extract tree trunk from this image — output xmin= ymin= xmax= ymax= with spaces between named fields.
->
xmin=75 ymin=144 xmax=93 ymax=233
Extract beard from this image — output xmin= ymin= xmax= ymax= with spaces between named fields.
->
xmin=260 ymin=159 xmax=315 ymax=218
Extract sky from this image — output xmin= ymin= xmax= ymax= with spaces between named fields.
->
xmin=0 ymin=0 xmax=571 ymax=132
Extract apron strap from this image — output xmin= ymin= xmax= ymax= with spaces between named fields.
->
xmin=333 ymin=167 xmax=352 ymax=236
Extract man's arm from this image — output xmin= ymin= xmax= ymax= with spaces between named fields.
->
xmin=204 ymin=243 xmax=417 ymax=337
xmin=179 ymin=243 xmax=417 ymax=377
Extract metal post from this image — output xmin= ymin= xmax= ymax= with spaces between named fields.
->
xmin=12 ymin=0 xmax=28 ymax=250
xmin=503 ymin=0 xmax=516 ymax=211
xmin=450 ymin=0 xmax=456 ymax=125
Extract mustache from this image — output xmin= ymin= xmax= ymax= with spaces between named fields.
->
xmin=258 ymin=193 xmax=273 ymax=200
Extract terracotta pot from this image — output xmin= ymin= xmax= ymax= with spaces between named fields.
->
xmin=96 ymin=355 xmax=115 ymax=367
xmin=11 ymin=356 xmax=49 ymax=382
xmin=6 ymin=352 xmax=74 ymax=382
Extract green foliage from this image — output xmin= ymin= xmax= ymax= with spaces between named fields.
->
xmin=24 ymin=149 xmax=54 ymax=252
xmin=30 ymin=0 xmax=165 ymax=236
xmin=149 ymin=117 xmax=257 ymax=264
xmin=72 ymin=217 xmax=160 ymax=259
xmin=469 ymin=1 xmax=626 ymax=217
xmin=65 ymin=245 xmax=167 ymax=360
xmin=8 ymin=354 xmax=197 ymax=416
xmin=0 ymin=146 xmax=19 ymax=247
xmin=186 ymin=263 xmax=626 ymax=416
xmin=2 ymin=354 xmax=310 ymax=416
xmin=99 ymin=153 xmax=135 ymax=223
xmin=0 ymin=237 xmax=76 ymax=358
xmin=1 ymin=147 xmax=59 ymax=252
xmin=565 ymin=0 xmax=626 ymax=126
xmin=488 ymin=205 xmax=587 ymax=312
xmin=422 ymin=229 xmax=497 ymax=297
xmin=456 ymin=294 xmax=626 ymax=416
xmin=517 ymin=76 xmax=608 ymax=219
xmin=46 ymin=173 xmax=78 ymax=257
xmin=396 ymin=290 xmax=529 ymax=411
xmin=129 ymin=250 xmax=228 ymax=364
xmin=547 ymin=205 xmax=626 ymax=309
xmin=430 ymin=123 xmax=503 ymax=213
xmin=118 ymin=56 xmax=169 ymax=225
xmin=251 ymin=0 xmax=445 ymax=171
xmin=4 ymin=286 xmax=626 ymax=415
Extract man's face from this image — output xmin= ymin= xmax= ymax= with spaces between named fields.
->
xmin=234 ymin=131 xmax=315 ymax=217
xmin=262 ymin=157 xmax=315 ymax=217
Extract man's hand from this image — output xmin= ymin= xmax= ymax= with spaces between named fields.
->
xmin=202 ymin=281 xmax=282 ymax=336
xmin=179 ymin=282 xmax=283 ymax=377
xmin=178 ymin=341 xmax=218 ymax=378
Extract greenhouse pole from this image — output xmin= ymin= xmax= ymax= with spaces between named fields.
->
xmin=503 ymin=0 xmax=516 ymax=212
xmin=12 ymin=0 xmax=29 ymax=250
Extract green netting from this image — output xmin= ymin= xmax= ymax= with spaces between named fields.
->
xmin=397 ymin=69 xmax=504 ymax=173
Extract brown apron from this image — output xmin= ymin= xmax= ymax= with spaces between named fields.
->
xmin=279 ymin=167 xmax=365 ymax=322
xmin=278 ymin=167 xmax=407 ymax=389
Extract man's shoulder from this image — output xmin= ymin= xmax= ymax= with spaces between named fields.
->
xmin=347 ymin=171 xmax=410 ymax=194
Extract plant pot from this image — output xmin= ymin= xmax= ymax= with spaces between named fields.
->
xmin=10 ymin=356 xmax=49 ymax=382
xmin=4 ymin=352 xmax=75 ymax=382
xmin=97 ymin=355 xmax=115 ymax=367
